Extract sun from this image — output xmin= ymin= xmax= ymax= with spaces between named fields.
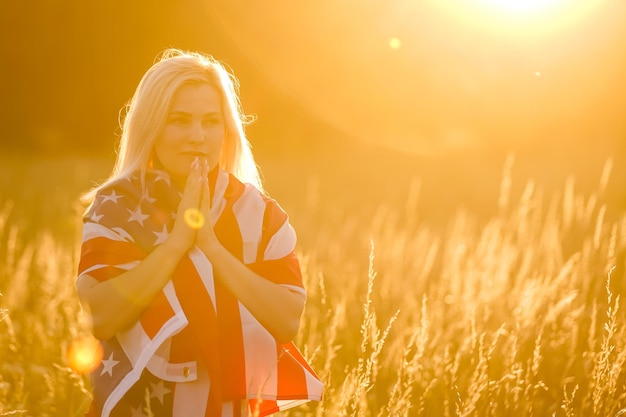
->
xmin=432 ymin=0 xmax=605 ymax=38
xmin=484 ymin=0 xmax=565 ymax=15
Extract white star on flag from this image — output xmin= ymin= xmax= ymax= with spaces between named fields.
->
xmin=128 ymin=206 xmax=150 ymax=226
xmin=150 ymin=380 xmax=172 ymax=404
xmin=101 ymin=190 xmax=121 ymax=204
xmin=100 ymin=352 xmax=120 ymax=377
xmin=90 ymin=212 xmax=104 ymax=222
xmin=153 ymin=224 xmax=169 ymax=245
xmin=130 ymin=405 xmax=147 ymax=417
xmin=142 ymin=188 xmax=157 ymax=204
xmin=154 ymin=170 xmax=171 ymax=185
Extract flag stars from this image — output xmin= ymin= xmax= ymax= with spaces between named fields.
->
xmin=150 ymin=380 xmax=172 ymax=404
xmin=142 ymin=188 xmax=157 ymax=204
xmin=101 ymin=190 xmax=122 ymax=204
xmin=124 ymin=174 xmax=139 ymax=185
xmin=128 ymin=206 xmax=150 ymax=226
xmin=100 ymin=352 xmax=120 ymax=377
xmin=154 ymin=170 xmax=171 ymax=185
xmin=130 ymin=405 xmax=148 ymax=417
xmin=153 ymin=224 xmax=170 ymax=245
xmin=90 ymin=211 xmax=104 ymax=223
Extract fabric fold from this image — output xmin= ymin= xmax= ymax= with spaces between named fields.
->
xmin=78 ymin=169 xmax=322 ymax=417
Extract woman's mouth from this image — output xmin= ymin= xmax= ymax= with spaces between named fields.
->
xmin=181 ymin=151 xmax=208 ymax=158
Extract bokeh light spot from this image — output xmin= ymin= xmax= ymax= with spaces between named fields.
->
xmin=184 ymin=208 xmax=205 ymax=229
xmin=67 ymin=336 xmax=103 ymax=374
xmin=389 ymin=37 xmax=402 ymax=50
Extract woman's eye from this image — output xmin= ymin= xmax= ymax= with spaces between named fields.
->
xmin=203 ymin=117 xmax=222 ymax=126
xmin=168 ymin=116 xmax=190 ymax=126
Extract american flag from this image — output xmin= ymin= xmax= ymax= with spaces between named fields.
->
xmin=78 ymin=168 xmax=323 ymax=417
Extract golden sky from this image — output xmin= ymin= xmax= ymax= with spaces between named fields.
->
xmin=0 ymin=0 xmax=624 ymax=158
xmin=211 ymin=0 xmax=626 ymax=155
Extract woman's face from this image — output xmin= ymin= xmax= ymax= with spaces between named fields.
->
xmin=153 ymin=83 xmax=225 ymax=182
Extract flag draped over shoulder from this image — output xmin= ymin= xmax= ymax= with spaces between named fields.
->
xmin=78 ymin=168 xmax=323 ymax=417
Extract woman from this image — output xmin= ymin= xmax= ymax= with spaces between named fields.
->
xmin=77 ymin=49 xmax=322 ymax=417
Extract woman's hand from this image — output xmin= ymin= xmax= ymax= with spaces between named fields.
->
xmin=189 ymin=159 xmax=305 ymax=342
xmin=166 ymin=158 xmax=205 ymax=256
xmin=195 ymin=159 xmax=222 ymax=254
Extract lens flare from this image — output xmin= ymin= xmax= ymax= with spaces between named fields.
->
xmin=184 ymin=208 xmax=205 ymax=229
xmin=67 ymin=336 xmax=103 ymax=374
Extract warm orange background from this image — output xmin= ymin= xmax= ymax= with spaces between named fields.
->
xmin=2 ymin=1 xmax=624 ymax=153
xmin=1 ymin=0 xmax=624 ymax=222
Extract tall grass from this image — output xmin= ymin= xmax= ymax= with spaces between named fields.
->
xmin=0 ymin=154 xmax=625 ymax=416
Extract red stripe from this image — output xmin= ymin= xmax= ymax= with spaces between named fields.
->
xmin=86 ymin=266 xmax=129 ymax=282
xmin=171 ymin=256 xmax=222 ymax=416
xmin=140 ymin=290 xmax=176 ymax=339
xmin=78 ymin=237 xmax=145 ymax=275
xmin=256 ymin=197 xmax=288 ymax=262
xmin=213 ymin=176 xmax=247 ymax=397
xmin=247 ymin=255 xmax=303 ymax=287
xmin=251 ymin=399 xmax=279 ymax=416
xmin=276 ymin=342 xmax=308 ymax=398
xmin=282 ymin=341 xmax=319 ymax=379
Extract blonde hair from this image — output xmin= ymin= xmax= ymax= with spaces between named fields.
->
xmin=84 ymin=49 xmax=261 ymax=203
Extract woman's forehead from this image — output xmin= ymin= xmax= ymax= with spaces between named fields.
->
xmin=169 ymin=83 xmax=222 ymax=112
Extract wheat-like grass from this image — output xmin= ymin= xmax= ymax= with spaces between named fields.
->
xmin=1 ymin=156 xmax=625 ymax=416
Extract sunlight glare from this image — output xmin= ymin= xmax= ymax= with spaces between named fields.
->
xmin=432 ymin=0 xmax=605 ymax=37
xmin=484 ymin=0 xmax=565 ymax=15
xmin=184 ymin=208 xmax=205 ymax=229
xmin=389 ymin=37 xmax=402 ymax=50
xmin=67 ymin=336 xmax=103 ymax=374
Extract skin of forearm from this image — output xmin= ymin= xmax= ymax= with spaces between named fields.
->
xmin=201 ymin=241 xmax=306 ymax=343
xmin=77 ymin=238 xmax=187 ymax=341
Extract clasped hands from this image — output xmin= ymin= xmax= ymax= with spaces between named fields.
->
xmin=168 ymin=157 xmax=220 ymax=257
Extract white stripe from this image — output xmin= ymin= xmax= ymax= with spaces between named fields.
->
xmin=104 ymin=283 xmax=189 ymax=416
xmin=239 ymin=303 xmax=279 ymax=397
xmin=78 ymin=260 xmax=141 ymax=279
xmin=188 ymin=247 xmax=217 ymax=313
xmin=103 ymin=311 xmax=188 ymax=417
xmin=82 ymin=222 xmax=128 ymax=242
xmin=264 ymin=221 xmax=296 ymax=261
xmin=111 ymin=227 xmax=135 ymax=242
xmin=210 ymin=170 xmax=230 ymax=222
xmin=172 ymin=362 xmax=210 ymax=416
xmin=113 ymin=325 xmax=150 ymax=366
xmin=146 ymin=281 xmax=195 ymax=382
xmin=232 ymin=184 xmax=266 ymax=264
xmin=277 ymin=399 xmax=309 ymax=411
xmin=147 ymin=350 xmax=197 ymax=383
xmin=304 ymin=367 xmax=324 ymax=400
xmin=281 ymin=284 xmax=306 ymax=297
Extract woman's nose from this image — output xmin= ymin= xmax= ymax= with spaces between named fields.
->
xmin=188 ymin=122 xmax=205 ymax=143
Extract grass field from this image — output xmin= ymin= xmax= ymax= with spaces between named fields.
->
xmin=0 ymin=150 xmax=625 ymax=416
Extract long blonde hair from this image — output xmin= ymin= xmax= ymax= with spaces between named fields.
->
xmin=84 ymin=49 xmax=262 ymax=203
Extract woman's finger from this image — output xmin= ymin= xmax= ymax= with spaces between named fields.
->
xmin=180 ymin=158 xmax=202 ymax=209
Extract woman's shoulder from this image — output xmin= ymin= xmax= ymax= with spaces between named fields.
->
xmin=94 ymin=173 xmax=142 ymax=199
xmin=221 ymin=171 xmax=286 ymax=215
xmin=85 ymin=172 xmax=145 ymax=214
